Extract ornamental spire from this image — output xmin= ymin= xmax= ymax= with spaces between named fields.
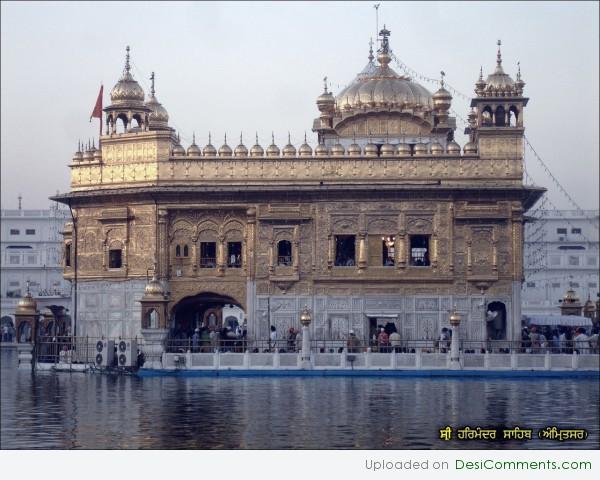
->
xmin=516 ymin=61 xmax=522 ymax=81
xmin=150 ymin=71 xmax=155 ymax=96
xmin=496 ymin=39 xmax=502 ymax=67
xmin=124 ymin=45 xmax=131 ymax=75
xmin=323 ymin=76 xmax=328 ymax=94
xmin=440 ymin=70 xmax=446 ymax=88
xmin=368 ymin=37 xmax=374 ymax=62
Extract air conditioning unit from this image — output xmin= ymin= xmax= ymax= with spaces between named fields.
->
xmin=116 ymin=339 xmax=138 ymax=367
xmin=95 ymin=340 xmax=114 ymax=367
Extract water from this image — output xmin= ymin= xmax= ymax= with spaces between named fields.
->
xmin=1 ymin=349 xmax=598 ymax=449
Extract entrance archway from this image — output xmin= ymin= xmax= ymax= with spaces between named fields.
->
xmin=1 ymin=315 xmax=15 ymax=343
xmin=170 ymin=292 xmax=244 ymax=340
xmin=486 ymin=301 xmax=507 ymax=340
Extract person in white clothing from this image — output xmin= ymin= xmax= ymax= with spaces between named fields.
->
xmin=573 ymin=327 xmax=589 ymax=354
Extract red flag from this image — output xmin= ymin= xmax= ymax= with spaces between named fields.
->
xmin=90 ymin=85 xmax=103 ymax=134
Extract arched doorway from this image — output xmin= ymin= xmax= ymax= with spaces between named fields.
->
xmin=486 ymin=301 xmax=507 ymax=340
xmin=1 ymin=315 xmax=15 ymax=342
xmin=170 ymin=292 xmax=244 ymax=340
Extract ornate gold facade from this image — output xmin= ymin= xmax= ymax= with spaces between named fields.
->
xmin=55 ymin=33 xmax=543 ymax=342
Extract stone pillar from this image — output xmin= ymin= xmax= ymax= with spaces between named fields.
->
xmin=299 ymin=306 xmax=312 ymax=369
xmin=449 ymin=309 xmax=462 ymax=370
xmin=157 ymin=209 xmax=169 ymax=281
xmin=14 ymin=290 xmax=38 ymax=371
xmin=140 ymin=329 xmax=169 ymax=369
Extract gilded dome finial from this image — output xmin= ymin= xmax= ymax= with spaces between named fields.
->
xmin=208 ymin=132 xmax=212 ymax=144
xmin=240 ymin=132 xmax=243 ymax=144
xmin=368 ymin=37 xmax=374 ymax=63
xmin=124 ymin=45 xmax=131 ymax=75
xmin=150 ymin=71 xmax=155 ymax=96
xmin=255 ymin=132 xmax=259 ymax=144
xmin=516 ymin=61 xmax=521 ymax=81
xmin=323 ymin=76 xmax=328 ymax=94
xmin=479 ymin=66 xmax=483 ymax=81
xmin=288 ymin=132 xmax=291 ymax=144
xmin=440 ymin=70 xmax=445 ymax=88
xmin=224 ymin=132 xmax=228 ymax=144
xmin=304 ymin=131 xmax=307 ymax=143
xmin=271 ymin=131 xmax=275 ymax=144
xmin=496 ymin=39 xmax=502 ymax=66
xmin=192 ymin=132 xmax=196 ymax=144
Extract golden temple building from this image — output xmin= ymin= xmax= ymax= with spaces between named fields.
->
xmin=54 ymin=29 xmax=544 ymax=345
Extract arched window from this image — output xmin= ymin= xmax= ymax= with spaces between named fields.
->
xmin=277 ymin=240 xmax=292 ymax=266
xmin=175 ymin=245 xmax=181 ymax=257
xmin=482 ymin=106 xmax=493 ymax=126
xmin=146 ymin=309 xmax=159 ymax=329
xmin=495 ymin=106 xmax=506 ymax=127
xmin=509 ymin=106 xmax=519 ymax=126
xmin=183 ymin=245 xmax=189 ymax=257
xmin=116 ymin=114 xmax=128 ymax=134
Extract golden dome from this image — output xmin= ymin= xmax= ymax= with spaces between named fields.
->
xmin=430 ymin=141 xmax=443 ymax=155
xmin=110 ymin=46 xmax=145 ymax=106
xmin=396 ymin=143 xmax=411 ymax=156
xmin=92 ymin=144 xmax=102 ymax=161
xmin=380 ymin=143 xmax=395 ymax=157
xmin=187 ymin=133 xmax=202 ymax=156
xmin=446 ymin=140 xmax=461 ymax=155
xmin=478 ymin=41 xmax=519 ymax=97
xmin=563 ymin=288 xmax=580 ymax=304
xmin=282 ymin=134 xmax=296 ymax=157
xmin=347 ymin=142 xmax=362 ymax=156
xmin=331 ymin=142 xmax=345 ymax=156
xmin=250 ymin=134 xmax=264 ymax=157
xmin=298 ymin=134 xmax=313 ymax=157
xmin=414 ymin=143 xmax=428 ymax=156
xmin=82 ymin=147 xmax=93 ymax=161
xmin=234 ymin=134 xmax=248 ymax=157
xmin=315 ymin=143 xmax=329 ymax=156
xmin=463 ymin=141 xmax=478 ymax=154
xmin=316 ymin=82 xmax=335 ymax=113
xmin=172 ymin=135 xmax=185 ymax=156
xmin=16 ymin=290 xmax=37 ymax=315
xmin=144 ymin=277 xmax=165 ymax=297
xmin=72 ymin=144 xmax=83 ymax=163
xmin=432 ymin=85 xmax=452 ymax=112
xmin=219 ymin=134 xmax=233 ymax=157
xmin=364 ymin=143 xmax=378 ymax=157
xmin=266 ymin=134 xmax=280 ymax=157
xmin=203 ymin=134 xmax=217 ymax=157
xmin=146 ymin=73 xmax=169 ymax=129
xmin=335 ymin=30 xmax=432 ymax=111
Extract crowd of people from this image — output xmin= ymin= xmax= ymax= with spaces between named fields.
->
xmin=521 ymin=324 xmax=599 ymax=354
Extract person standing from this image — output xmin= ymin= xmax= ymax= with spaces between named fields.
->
xmin=389 ymin=329 xmax=401 ymax=353
xmin=574 ymin=327 xmax=589 ymax=354
xmin=377 ymin=327 xmax=389 ymax=353
xmin=347 ymin=329 xmax=360 ymax=353
xmin=270 ymin=325 xmax=278 ymax=352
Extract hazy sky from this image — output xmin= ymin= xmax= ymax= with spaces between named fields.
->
xmin=1 ymin=1 xmax=598 ymax=210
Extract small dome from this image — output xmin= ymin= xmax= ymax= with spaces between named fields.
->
xmin=298 ymin=139 xmax=313 ymax=157
xmin=433 ymin=86 xmax=452 ymax=111
xmin=110 ymin=46 xmax=145 ymax=106
xmin=144 ymin=277 xmax=165 ymax=297
xmin=446 ymin=140 xmax=461 ymax=155
xmin=250 ymin=134 xmax=264 ymax=157
xmin=414 ymin=143 xmax=428 ymax=156
xmin=82 ymin=148 xmax=93 ymax=161
xmin=234 ymin=143 xmax=248 ymax=157
xmin=430 ymin=141 xmax=444 ymax=155
xmin=16 ymin=291 xmax=37 ymax=315
xmin=347 ymin=143 xmax=362 ymax=156
xmin=396 ymin=143 xmax=411 ymax=156
xmin=380 ymin=143 xmax=395 ymax=157
xmin=187 ymin=139 xmax=202 ymax=156
xmin=266 ymin=135 xmax=280 ymax=157
xmin=146 ymin=73 xmax=169 ymax=129
xmin=203 ymin=135 xmax=217 ymax=157
xmin=93 ymin=147 xmax=102 ymax=161
xmin=315 ymin=143 xmax=329 ymax=156
xmin=282 ymin=138 xmax=297 ymax=157
xmin=316 ymin=81 xmax=335 ymax=113
xmin=331 ymin=143 xmax=345 ymax=156
xmin=172 ymin=135 xmax=185 ymax=156
xmin=219 ymin=135 xmax=233 ymax=157
xmin=463 ymin=141 xmax=477 ymax=154
xmin=364 ymin=143 xmax=378 ymax=157
xmin=72 ymin=147 xmax=83 ymax=163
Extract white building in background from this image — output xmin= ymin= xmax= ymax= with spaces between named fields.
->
xmin=522 ymin=209 xmax=600 ymax=315
xmin=1 ymin=204 xmax=72 ymax=334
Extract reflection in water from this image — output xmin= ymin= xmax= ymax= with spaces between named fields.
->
xmin=1 ymin=350 xmax=598 ymax=449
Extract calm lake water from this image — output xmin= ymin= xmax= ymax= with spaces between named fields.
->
xmin=1 ymin=349 xmax=598 ymax=449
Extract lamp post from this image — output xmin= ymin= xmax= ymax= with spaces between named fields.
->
xmin=300 ymin=305 xmax=312 ymax=369
xmin=449 ymin=308 xmax=462 ymax=370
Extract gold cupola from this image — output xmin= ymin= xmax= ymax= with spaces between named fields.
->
xmin=110 ymin=46 xmax=145 ymax=106
xmin=331 ymin=141 xmax=345 ymax=156
xmin=266 ymin=133 xmax=280 ymax=157
xmin=172 ymin=134 xmax=185 ymax=156
xmin=430 ymin=141 xmax=443 ymax=155
xmin=146 ymin=72 xmax=170 ymax=131
xmin=282 ymin=133 xmax=296 ymax=157
xmin=298 ymin=133 xmax=313 ymax=157
xmin=203 ymin=132 xmax=217 ymax=157
xmin=234 ymin=133 xmax=248 ymax=157
xmin=187 ymin=133 xmax=202 ymax=156
xmin=396 ymin=143 xmax=411 ymax=156
xmin=446 ymin=140 xmax=461 ymax=155
xmin=250 ymin=133 xmax=264 ymax=157
xmin=72 ymin=142 xmax=83 ymax=163
xmin=314 ymin=142 xmax=329 ymax=157
xmin=219 ymin=133 xmax=233 ymax=157
xmin=414 ymin=143 xmax=428 ymax=156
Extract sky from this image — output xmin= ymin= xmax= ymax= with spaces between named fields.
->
xmin=1 ymin=1 xmax=598 ymax=211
